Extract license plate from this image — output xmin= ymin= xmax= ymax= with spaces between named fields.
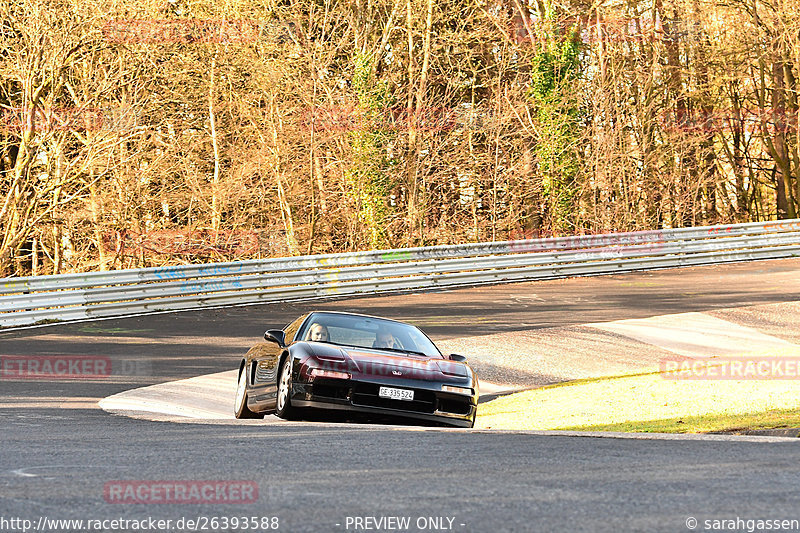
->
xmin=379 ymin=386 xmax=414 ymax=401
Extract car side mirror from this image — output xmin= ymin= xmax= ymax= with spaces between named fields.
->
xmin=449 ymin=353 xmax=467 ymax=362
xmin=264 ymin=329 xmax=287 ymax=347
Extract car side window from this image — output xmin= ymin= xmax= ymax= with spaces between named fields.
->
xmin=283 ymin=315 xmax=307 ymax=345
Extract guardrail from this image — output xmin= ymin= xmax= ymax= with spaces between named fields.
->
xmin=2 ymin=219 xmax=800 ymax=327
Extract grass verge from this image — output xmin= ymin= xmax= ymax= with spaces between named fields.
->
xmin=475 ymin=347 xmax=800 ymax=433
xmin=560 ymin=408 xmax=800 ymax=434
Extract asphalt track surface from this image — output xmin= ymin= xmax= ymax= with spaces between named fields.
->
xmin=3 ymin=258 xmax=800 ymax=532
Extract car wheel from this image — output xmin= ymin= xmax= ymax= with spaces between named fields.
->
xmin=276 ymin=356 xmax=298 ymax=420
xmin=234 ymin=364 xmax=261 ymax=419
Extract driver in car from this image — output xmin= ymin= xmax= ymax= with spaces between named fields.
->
xmin=373 ymin=329 xmax=397 ymax=349
xmin=306 ymin=323 xmax=329 ymax=342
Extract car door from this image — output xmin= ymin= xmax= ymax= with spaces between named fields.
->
xmin=249 ymin=315 xmax=308 ymax=410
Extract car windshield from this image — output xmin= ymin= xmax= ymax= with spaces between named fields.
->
xmin=296 ymin=313 xmax=442 ymax=358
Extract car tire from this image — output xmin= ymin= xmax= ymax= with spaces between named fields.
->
xmin=234 ymin=364 xmax=261 ymax=419
xmin=276 ymin=356 xmax=298 ymax=420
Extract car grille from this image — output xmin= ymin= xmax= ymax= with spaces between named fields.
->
xmin=351 ymin=383 xmax=436 ymax=414
xmin=437 ymin=398 xmax=472 ymax=415
xmin=311 ymin=381 xmax=350 ymax=400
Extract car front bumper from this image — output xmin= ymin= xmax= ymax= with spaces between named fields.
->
xmin=290 ymin=378 xmax=477 ymax=428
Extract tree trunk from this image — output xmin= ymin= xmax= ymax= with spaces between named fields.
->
xmin=769 ymin=58 xmax=796 ymax=218
xmin=209 ymin=52 xmax=222 ymax=231
xmin=405 ymin=0 xmax=419 ymax=246
xmin=89 ymin=178 xmax=111 ymax=270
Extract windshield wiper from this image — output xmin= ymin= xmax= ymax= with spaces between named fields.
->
xmin=369 ymin=346 xmax=429 ymax=357
xmin=319 ymin=340 xmax=352 ymax=348
xmin=318 ymin=340 xmax=430 ymax=357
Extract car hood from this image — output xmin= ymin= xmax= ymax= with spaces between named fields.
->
xmin=307 ymin=343 xmax=469 ymax=381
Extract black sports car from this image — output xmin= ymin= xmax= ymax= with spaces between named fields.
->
xmin=234 ymin=311 xmax=478 ymax=427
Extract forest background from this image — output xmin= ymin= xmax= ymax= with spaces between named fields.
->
xmin=1 ymin=0 xmax=798 ymax=277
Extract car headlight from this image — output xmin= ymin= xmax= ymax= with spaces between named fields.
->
xmin=310 ymin=368 xmax=351 ymax=380
xmin=441 ymin=385 xmax=472 ymax=395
